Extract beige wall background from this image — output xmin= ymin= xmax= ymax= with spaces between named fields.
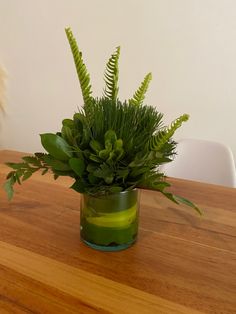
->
xmin=0 ymin=0 xmax=236 ymax=161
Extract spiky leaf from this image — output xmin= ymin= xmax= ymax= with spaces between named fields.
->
xmin=103 ymin=47 xmax=120 ymax=101
xmin=129 ymin=73 xmax=152 ymax=106
xmin=65 ymin=27 xmax=92 ymax=103
xmin=149 ymin=114 xmax=189 ymax=151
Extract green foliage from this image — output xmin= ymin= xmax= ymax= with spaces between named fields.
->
xmin=40 ymin=133 xmax=73 ymax=161
xmin=129 ymin=73 xmax=152 ymax=106
xmin=3 ymin=28 xmax=201 ymax=214
xmin=103 ymin=46 xmax=120 ymax=101
xmin=149 ymin=114 xmax=189 ymax=151
xmin=65 ymin=27 xmax=92 ymax=103
xmin=4 ymin=154 xmax=50 ymax=200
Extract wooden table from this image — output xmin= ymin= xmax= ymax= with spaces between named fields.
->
xmin=0 ymin=150 xmax=235 ymax=314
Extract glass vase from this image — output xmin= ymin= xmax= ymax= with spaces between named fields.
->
xmin=80 ymin=189 xmax=139 ymax=251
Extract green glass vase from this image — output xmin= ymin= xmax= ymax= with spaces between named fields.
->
xmin=80 ymin=189 xmax=139 ymax=251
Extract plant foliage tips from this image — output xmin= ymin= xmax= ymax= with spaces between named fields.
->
xmin=4 ymin=27 xmax=201 ymax=215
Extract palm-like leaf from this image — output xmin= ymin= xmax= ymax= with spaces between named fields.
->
xmin=103 ymin=47 xmax=120 ymax=101
xmin=129 ymin=73 xmax=152 ymax=106
xmin=65 ymin=28 xmax=92 ymax=103
xmin=149 ymin=114 xmax=189 ymax=151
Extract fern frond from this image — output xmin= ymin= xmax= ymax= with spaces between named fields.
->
xmin=149 ymin=114 xmax=189 ymax=151
xmin=65 ymin=27 xmax=92 ymax=103
xmin=129 ymin=73 xmax=152 ymax=106
xmin=103 ymin=46 xmax=120 ymax=101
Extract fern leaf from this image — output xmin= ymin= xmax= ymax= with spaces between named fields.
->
xmin=129 ymin=73 xmax=152 ymax=106
xmin=65 ymin=27 xmax=92 ymax=103
xmin=103 ymin=46 xmax=120 ymax=101
xmin=149 ymin=114 xmax=189 ymax=151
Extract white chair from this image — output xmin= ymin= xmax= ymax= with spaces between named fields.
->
xmin=160 ymin=138 xmax=236 ymax=187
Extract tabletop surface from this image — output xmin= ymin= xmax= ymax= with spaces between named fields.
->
xmin=0 ymin=150 xmax=235 ymax=314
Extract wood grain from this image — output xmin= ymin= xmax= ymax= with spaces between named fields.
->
xmin=0 ymin=150 xmax=236 ymax=314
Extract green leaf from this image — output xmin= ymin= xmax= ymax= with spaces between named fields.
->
xmin=43 ymin=155 xmax=71 ymax=171
xmin=103 ymin=46 xmax=120 ymax=101
xmin=61 ymin=126 xmax=74 ymax=145
xmin=70 ymin=180 xmax=86 ymax=193
xmin=3 ymin=177 xmax=15 ymax=200
xmin=88 ymin=173 xmax=100 ymax=184
xmin=173 ymin=194 xmax=203 ymax=216
xmin=69 ymin=157 xmax=85 ymax=176
xmin=62 ymin=118 xmax=74 ymax=128
xmin=5 ymin=162 xmax=27 ymax=170
xmin=149 ymin=114 xmax=189 ymax=151
xmin=93 ymin=163 xmax=113 ymax=179
xmin=22 ymin=171 xmax=33 ymax=181
xmin=40 ymin=133 xmax=73 ymax=161
xmin=99 ymin=149 xmax=110 ymax=160
xmin=89 ymin=154 xmax=102 ymax=163
xmin=87 ymin=163 xmax=98 ymax=173
xmin=129 ymin=72 xmax=152 ymax=106
xmin=65 ymin=28 xmax=92 ymax=103
xmin=117 ymin=168 xmax=129 ymax=180
xmin=105 ymin=130 xmax=117 ymax=146
xmin=89 ymin=140 xmax=103 ymax=153
xmin=104 ymin=176 xmax=114 ymax=184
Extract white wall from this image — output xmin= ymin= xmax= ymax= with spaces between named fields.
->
xmin=0 ymin=0 xmax=236 ymax=161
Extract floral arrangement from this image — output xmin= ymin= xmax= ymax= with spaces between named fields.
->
xmin=4 ymin=28 xmax=201 ymax=214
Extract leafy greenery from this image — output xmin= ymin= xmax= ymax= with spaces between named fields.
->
xmin=4 ymin=27 xmax=201 ymax=215
xmin=129 ymin=72 xmax=152 ymax=106
xmin=104 ymin=46 xmax=120 ymax=101
xmin=65 ymin=28 xmax=92 ymax=103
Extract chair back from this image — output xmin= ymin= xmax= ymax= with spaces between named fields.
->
xmin=160 ymin=138 xmax=236 ymax=187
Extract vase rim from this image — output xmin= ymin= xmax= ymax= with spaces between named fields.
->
xmin=83 ymin=188 xmax=138 ymax=197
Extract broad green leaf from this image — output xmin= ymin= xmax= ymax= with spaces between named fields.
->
xmin=69 ymin=157 xmax=85 ymax=176
xmin=70 ymin=180 xmax=86 ymax=193
xmin=99 ymin=144 xmax=112 ymax=160
xmin=105 ymin=130 xmax=117 ymax=146
xmin=62 ymin=118 xmax=74 ymax=128
xmin=89 ymin=140 xmax=103 ymax=153
xmin=43 ymin=155 xmax=71 ymax=171
xmin=114 ymin=139 xmax=123 ymax=150
xmin=40 ymin=133 xmax=72 ymax=161
xmin=61 ymin=126 xmax=74 ymax=145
